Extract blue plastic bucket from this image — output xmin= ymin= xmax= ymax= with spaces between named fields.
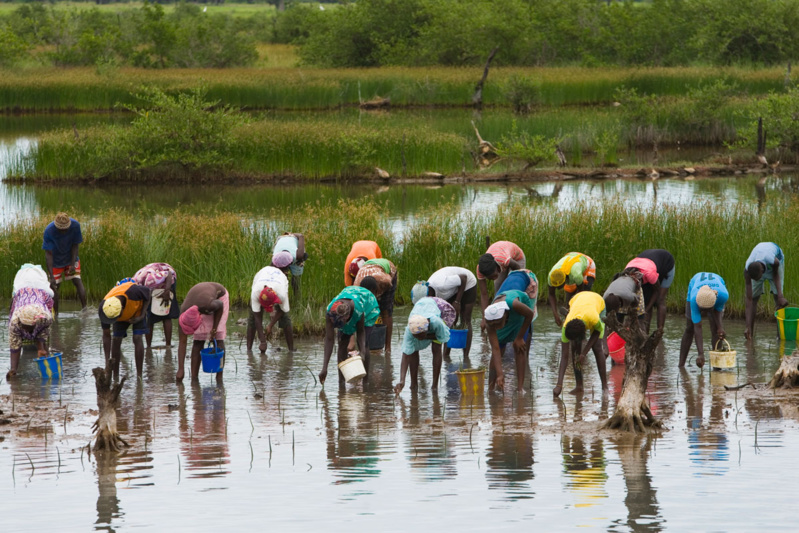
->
xmin=448 ymin=329 xmax=468 ymax=349
xmin=35 ymin=352 xmax=62 ymax=379
xmin=200 ymin=341 xmax=225 ymax=373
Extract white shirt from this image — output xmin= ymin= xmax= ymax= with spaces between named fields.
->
xmin=427 ymin=267 xmax=477 ymax=301
xmin=250 ymin=266 xmax=290 ymax=313
xmin=13 ymin=264 xmax=54 ymax=297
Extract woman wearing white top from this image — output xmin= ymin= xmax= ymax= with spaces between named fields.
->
xmin=247 ymin=266 xmax=293 ymax=352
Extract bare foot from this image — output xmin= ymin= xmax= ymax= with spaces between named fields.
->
xmin=602 ymin=387 xmax=610 ymax=400
xmin=6 ymin=370 xmax=16 ymax=380
xmin=568 ymin=386 xmax=584 ymax=396
xmin=175 ymin=369 xmax=184 ymax=382
xmin=553 ymin=385 xmax=562 ymax=397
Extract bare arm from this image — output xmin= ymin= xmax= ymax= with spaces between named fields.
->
xmin=356 ymin=317 xmax=368 ymax=359
xmin=478 ymin=278 xmax=489 ymax=312
xmin=548 ymin=285 xmax=562 ymax=327
xmin=395 ymin=352 xmax=411 ymax=394
xmin=176 ymin=329 xmax=188 ymax=381
xmin=507 ymin=258 xmax=523 ymax=271
xmin=511 ymin=299 xmax=534 ymax=345
xmin=44 ymin=250 xmax=55 ymax=279
xmin=294 ymin=233 xmax=306 ymax=261
xmin=252 ymin=309 xmax=266 ymax=344
xmin=487 ymin=326 xmax=504 ymax=390
xmin=579 ymin=330 xmax=601 ymax=360
xmin=266 ymin=308 xmax=283 ymax=337
xmin=319 ymin=320 xmax=335 ymax=384
xmin=645 ymin=281 xmax=661 ymax=314
xmin=773 ymin=259 xmax=788 ymax=307
xmin=453 ymin=274 xmax=467 ymax=323
xmin=693 ymin=322 xmax=705 ymax=368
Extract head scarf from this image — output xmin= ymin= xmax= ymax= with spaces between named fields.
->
xmin=102 ymin=296 xmax=123 ymax=319
xmin=484 ymin=301 xmax=510 ymax=321
xmin=408 ymin=315 xmax=430 ymax=334
xmin=54 ymin=212 xmax=71 ymax=230
xmin=116 ymin=277 xmax=135 ymax=286
xmin=259 ymin=286 xmax=280 ymax=312
xmin=550 ymin=269 xmax=566 ymax=287
xmin=272 ymin=251 xmax=293 ymax=269
xmin=327 ymin=299 xmax=351 ymax=328
xmin=411 ymin=281 xmax=430 ymax=304
xmin=13 ymin=303 xmax=51 ymax=327
xmin=696 ymin=285 xmax=718 ymax=309
xmin=349 ymin=258 xmax=366 ymax=278
xmin=179 ymin=305 xmax=203 ymax=335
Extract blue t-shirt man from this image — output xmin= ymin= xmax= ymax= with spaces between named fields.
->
xmin=42 ymin=218 xmax=83 ymax=268
xmin=687 ymin=272 xmax=728 ymax=323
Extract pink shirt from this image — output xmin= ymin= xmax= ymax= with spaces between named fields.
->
xmin=626 ymin=258 xmax=658 ymax=285
xmin=476 ymin=241 xmax=525 ymax=280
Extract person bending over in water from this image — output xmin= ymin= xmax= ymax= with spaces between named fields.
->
xmin=547 ymin=252 xmax=596 ymax=327
xmin=680 ymin=273 xmax=727 ymax=368
xmin=99 ymin=280 xmax=151 ymax=379
xmin=476 ymin=240 xmax=526 ymax=324
xmin=484 ymin=289 xmax=535 ymax=392
xmin=354 ymin=258 xmax=397 ymax=355
xmin=272 ymin=232 xmax=307 ymax=297
xmin=132 ymin=262 xmax=179 ymax=349
xmin=248 ymin=266 xmax=294 ymax=353
xmin=555 ymin=291 xmax=608 ymax=398
xmin=176 ymin=282 xmax=228 ymax=383
xmin=603 ymin=269 xmax=646 ymax=329
xmin=411 ymin=266 xmax=478 ymax=359
xmin=344 ymin=240 xmax=382 ymax=286
xmin=625 ymin=249 xmax=675 ymax=332
xmin=744 ymin=242 xmax=788 ymax=340
xmin=7 ymin=264 xmax=54 ymax=379
xmin=42 ymin=212 xmax=87 ymax=315
xmin=319 ymin=284 xmax=380 ymax=387
xmin=394 ymin=296 xmax=455 ymax=394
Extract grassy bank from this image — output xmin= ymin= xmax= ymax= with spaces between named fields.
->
xmin=1 ymin=199 xmax=796 ymax=333
xmin=0 ymin=66 xmax=789 ymax=112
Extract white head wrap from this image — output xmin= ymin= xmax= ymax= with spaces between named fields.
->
xmin=408 ymin=315 xmax=430 ymax=334
xmin=695 ymin=285 xmax=718 ymax=309
xmin=411 ymin=281 xmax=430 ymax=304
xmin=484 ymin=301 xmax=509 ymax=321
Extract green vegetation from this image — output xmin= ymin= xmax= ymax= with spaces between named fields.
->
xmin=2 ymin=199 xmax=795 ymax=332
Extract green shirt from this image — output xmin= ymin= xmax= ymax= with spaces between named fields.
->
xmin=495 ymin=290 xmax=533 ymax=344
xmin=327 ymin=286 xmax=380 ymax=335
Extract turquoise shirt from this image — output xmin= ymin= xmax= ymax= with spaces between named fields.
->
xmin=401 ymin=297 xmax=451 ymax=354
xmin=495 ymin=290 xmax=533 ymax=344
xmin=327 ymin=286 xmax=380 ymax=335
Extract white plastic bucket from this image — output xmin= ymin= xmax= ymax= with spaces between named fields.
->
xmin=338 ymin=355 xmax=366 ymax=383
xmin=151 ymin=289 xmax=171 ymax=316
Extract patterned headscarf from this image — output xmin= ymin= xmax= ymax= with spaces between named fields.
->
xmin=327 ymin=300 xmax=351 ymax=328
xmin=408 ymin=315 xmax=430 ymax=334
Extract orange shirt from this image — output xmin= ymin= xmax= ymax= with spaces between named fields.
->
xmin=344 ymin=241 xmax=382 ymax=286
xmin=103 ymin=282 xmax=146 ymax=322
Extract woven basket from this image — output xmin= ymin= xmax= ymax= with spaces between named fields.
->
xmin=709 ymin=338 xmax=736 ymax=370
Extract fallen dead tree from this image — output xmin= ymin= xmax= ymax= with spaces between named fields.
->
xmin=92 ymin=367 xmax=129 ymax=452
xmin=769 ymin=351 xmax=799 ymax=389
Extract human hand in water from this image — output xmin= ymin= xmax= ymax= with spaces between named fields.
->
xmin=393 ymin=381 xmax=405 ymax=395
xmin=696 ymin=354 xmax=705 ymax=369
xmin=259 ymin=341 xmax=267 ymax=353
xmin=318 ymin=368 xmax=328 ymax=385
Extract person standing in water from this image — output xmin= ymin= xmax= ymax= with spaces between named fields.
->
xmin=483 ymin=289 xmax=536 ymax=392
xmin=247 ymin=265 xmax=294 ymax=353
xmin=98 ymin=280 xmax=151 ymax=379
xmin=176 ymin=282 xmax=228 ymax=382
xmin=42 ymin=212 xmax=87 ymax=315
xmin=744 ymin=242 xmax=788 ymax=340
xmin=555 ymin=291 xmax=608 ymax=398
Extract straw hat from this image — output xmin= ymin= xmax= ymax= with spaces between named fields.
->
xmin=695 ymin=285 xmax=718 ymax=309
xmin=54 ymin=212 xmax=71 ymax=230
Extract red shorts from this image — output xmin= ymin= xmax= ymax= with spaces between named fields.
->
xmin=53 ymin=260 xmax=81 ymax=283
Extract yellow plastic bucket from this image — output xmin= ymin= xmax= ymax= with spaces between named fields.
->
xmin=455 ymin=369 xmax=485 ymax=396
xmin=775 ymin=307 xmax=799 ymax=340
xmin=709 ymin=339 xmax=736 ymax=370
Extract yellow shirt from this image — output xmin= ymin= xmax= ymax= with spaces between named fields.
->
xmin=562 ymin=291 xmax=605 ymax=342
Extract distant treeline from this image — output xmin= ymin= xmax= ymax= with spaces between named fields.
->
xmin=2 ymin=0 xmax=799 ymax=69
xmin=285 ymin=0 xmax=799 ymax=68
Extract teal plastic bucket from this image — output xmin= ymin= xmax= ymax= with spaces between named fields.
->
xmin=448 ymin=329 xmax=468 ymax=349
xmin=200 ymin=341 xmax=225 ymax=373
xmin=775 ymin=307 xmax=799 ymax=341
xmin=35 ymin=352 xmax=62 ymax=379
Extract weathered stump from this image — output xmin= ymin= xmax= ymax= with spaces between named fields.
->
xmin=92 ymin=367 xmax=129 ymax=452
xmin=768 ymin=351 xmax=799 ymax=389
xmin=602 ymin=314 xmax=663 ymax=433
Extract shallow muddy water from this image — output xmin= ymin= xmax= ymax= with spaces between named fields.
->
xmin=2 ymin=303 xmax=797 ymax=531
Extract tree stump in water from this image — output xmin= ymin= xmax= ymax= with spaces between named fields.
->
xmin=602 ymin=314 xmax=664 ymax=433
xmin=92 ymin=367 xmax=129 ymax=453
xmin=768 ymin=351 xmax=799 ymax=389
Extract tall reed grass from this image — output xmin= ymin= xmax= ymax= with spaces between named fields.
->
xmin=1 ymin=199 xmax=795 ymax=331
xmin=0 ymin=66 xmax=789 ymax=111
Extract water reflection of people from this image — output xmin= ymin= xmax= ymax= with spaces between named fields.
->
xmin=320 ymin=390 xmax=382 ymax=483
xmin=485 ymin=394 xmax=534 ymax=496
xmin=178 ymin=382 xmax=230 ymax=479
xmin=611 ymin=435 xmax=663 ymax=532
xmin=561 ymin=435 xmax=607 ymax=508
xmin=402 ymin=394 xmax=457 ymax=482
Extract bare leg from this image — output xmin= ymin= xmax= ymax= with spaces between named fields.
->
xmin=145 ymin=330 xmax=153 ymax=349
xmin=190 ymin=340 xmax=203 ymax=380
xmin=246 ymin=315 xmax=257 ymax=352
xmin=53 ymin=284 xmax=61 ymax=316
xmin=284 ymin=322 xmax=295 ymax=352
xmin=133 ymin=334 xmax=145 ymax=378
xmin=102 ymin=328 xmax=112 ymax=365
xmin=592 ymin=341 xmax=608 ymax=397
xmin=337 ymin=334 xmax=350 ymax=388
xmin=463 ymin=301 xmax=475 ymax=359
xmin=432 ymin=344 xmax=442 ymax=391
xmin=570 ymin=340 xmax=584 ymax=395
xmin=163 ymin=319 xmax=173 ymax=346
xmin=72 ymin=278 xmax=87 ymax=309
xmin=384 ymin=313 xmax=393 ymax=357
xmin=554 ymin=341 xmax=570 ymax=397
xmin=8 ymin=348 xmax=21 ymax=377
xmin=409 ymin=352 xmax=420 ymax=390
xmin=111 ymin=337 xmax=123 ymax=381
